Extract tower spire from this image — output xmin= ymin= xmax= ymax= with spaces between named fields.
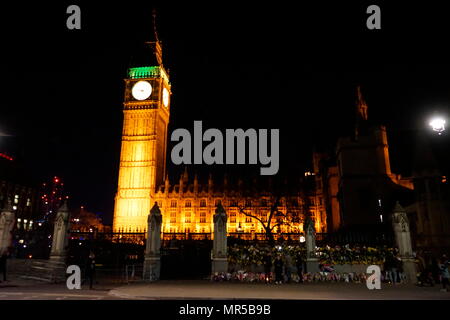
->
xmin=355 ymin=85 xmax=369 ymax=140
xmin=356 ymin=85 xmax=368 ymax=121
xmin=152 ymin=8 xmax=160 ymax=43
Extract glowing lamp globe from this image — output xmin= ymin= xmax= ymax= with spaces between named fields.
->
xmin=429 ymin=117 xmax=446 ymax=135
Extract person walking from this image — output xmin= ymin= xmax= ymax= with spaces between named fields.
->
xmin=439 ymin=254 xmax=449 ymax=292
xmin=274 ymin=255 xmax=284 ymax=284
xmin=263 ymin=250 xmax=272 ymax=284
xmin=0 ymin=249 xmax=8 ymax=282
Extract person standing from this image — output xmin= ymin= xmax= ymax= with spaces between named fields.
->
xmin=439 ymin=254 xmax=449 ymax=292
xmin=274 ymin=255 xmax=284 ymax=284
xmin=85 ymin=251 xmax=96 ymax=289
xmin=263 ymin=250 xmax=272 ymax=284
xmin=384 ymin=252 xmax=397 ymax=284
xmin=0 ymin=249 xmax=8 ymax=282
xmin=296 ymin=252 xmax=304 ymax=283
xmin=284 ymin=253 xmax=293 ymax=283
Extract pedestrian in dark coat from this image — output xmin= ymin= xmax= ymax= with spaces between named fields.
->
xmin=296 ymin=252 xmax=304 ymax=283
xmin=0 ymin=249 xmax=8 ymax=282
xmin=274 ymin=255 xmax=284 ymax=284
xmin=85 ymin=252 xmax=96 ymax=289
xmin=263 ymin=250 xmax=272 ymax=283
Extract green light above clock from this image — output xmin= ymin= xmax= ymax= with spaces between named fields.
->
xmin=128 ymin=66 xmax=170 ymax=83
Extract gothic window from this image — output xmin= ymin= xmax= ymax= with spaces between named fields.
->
xmin=200 ymin=199 xmax=207 ymax=207
xmin=185 ymin=212 xmax=191 ymax=223
xmin=185 ymin=201 xmax=191 ymax=207
xmin=171 ymin=200 xmax=177 ymax=208
xmin=245 ymin=216 xmax=252 ymax=223
xmin=170 ymin=212 xmax=176 ymax=223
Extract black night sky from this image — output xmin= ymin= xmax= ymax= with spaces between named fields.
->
xmin=1 ymin=2 xmax=450 ymax=224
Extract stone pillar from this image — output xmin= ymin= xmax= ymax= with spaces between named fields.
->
xmin=304 ymin=215 xmax=319 ymax=273
xmin=392 ymin=201 xmax=417 ymax=284
xmin=143 ymin=202 xmax=162 ymax=281
xmin=0 ymin=198 xmax=15 ymax=255
xmin=48 ymin=201 xmax=70 ymax=282
xmin=212 ymin=201 xmax=228 ymax=274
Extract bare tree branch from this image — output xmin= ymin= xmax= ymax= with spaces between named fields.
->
xmin=237 ymin=205 xmax=265 ymax=226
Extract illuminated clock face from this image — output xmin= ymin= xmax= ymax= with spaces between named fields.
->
xmin=162 ymin=87 xmax=170 ymax=107
xmin=131 ymin=81 xmax=152 ymax=100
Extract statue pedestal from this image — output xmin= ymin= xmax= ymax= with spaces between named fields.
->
xmin=143 ymin=256 xmax=161 ymax=281
xmin=212 ymin=257 xmax=228 ymax=274
xmin=306 ymin=258 xmax=319 ymax=273
xmin=401 ymin=258 xmax=418 ymax=284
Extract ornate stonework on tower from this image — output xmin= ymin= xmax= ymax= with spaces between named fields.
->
xmin=113 ymin=34 xmax=171 ymax=232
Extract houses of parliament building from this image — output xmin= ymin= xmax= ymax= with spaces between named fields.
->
xmin=112 ymin=29 xmax=418 ymax=239
xmin=111 ymin=33 xmax=329 ymax=236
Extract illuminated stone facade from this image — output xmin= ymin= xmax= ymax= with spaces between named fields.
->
xmin=113 ymin=40 xmax=170 ymax=232
xmin=113 ymin=40 xmax=326 ymax=234
xmin=150 ymin=171 xmax=326 ymax=235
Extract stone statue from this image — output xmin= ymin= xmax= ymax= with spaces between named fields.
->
xmin=146 ymin=202 xmax=162 ymax=256
xmin=391 ymin=201 xmax=417 ymax=283
xmin=0 ymin=198 xmax=14 ymax=255
xmin=144 ymin=202 xmax=162 ymax=281
xmin=50 ymin=201 xmax=70 ymax=257
xmin=304 ymin=215 xmax=319 ymax=272
xmin=47 ymin=200 xmax=70 ymax=282
xmin=212 ymin=201 xmax=228 ymax=273
xmin=213 ymin=201 xmax=227 ymax=258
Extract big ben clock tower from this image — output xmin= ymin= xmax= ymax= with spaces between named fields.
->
xmin=113 ymin=28 xmax=171 ymax=232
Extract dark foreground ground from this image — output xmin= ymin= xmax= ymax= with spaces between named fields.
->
xmin=1 ymin=275 xmax=450 ymax=300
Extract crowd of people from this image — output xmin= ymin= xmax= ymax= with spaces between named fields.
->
xmin=416 ymin=253 xmax=449 ymax=292
xmin=224 ymin=245 xmax=450 ymax=291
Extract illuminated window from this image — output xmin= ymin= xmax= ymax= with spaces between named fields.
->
xmin=200 ymin=212 xmax=206 ymax=223
xmin=245 ymin=216 xmax=252 ymax=223
xmin=200 ymin=200 xmax=206 ymax=207
xmin=14 ymin=195 xmax=19 ymax=204
xmin=170 ymin=212 xmax=176 ymax=223
xmin=230 ymin=212 xmax=236 ymax=223
xmin=185 ymin=212 xmax=191 ymax=223
xmin=171 ymin=201 xmax=177 ymax=208
xmin=26 ymin=198 xmax=31 ymax=207
xmin=185 ymin=201 xmax=191 ymax=207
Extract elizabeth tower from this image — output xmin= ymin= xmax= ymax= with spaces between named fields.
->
xmin=113 ymin=37 xmax=171 ymax=232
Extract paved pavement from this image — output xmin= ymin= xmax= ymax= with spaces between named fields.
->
xmin=0 ymin=275 xmax=127 ymax=300
xmin=1 ymin=277 xmax=450 ymax=300
xmin=110 ymin=280 xmax=450 ymax=300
